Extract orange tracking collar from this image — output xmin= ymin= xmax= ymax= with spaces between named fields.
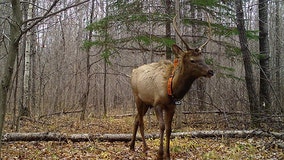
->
xmin=167 ymin=58 xmax=178 ymax=96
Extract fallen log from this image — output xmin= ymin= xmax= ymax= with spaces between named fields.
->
xmin=171 ymin=130 xmax=284 ymax=140
xmin=2 ymin=130 xmax=284 ymax=143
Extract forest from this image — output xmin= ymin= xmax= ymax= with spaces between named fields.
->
xmin=0 ymin=0 xmax=283 ymax=159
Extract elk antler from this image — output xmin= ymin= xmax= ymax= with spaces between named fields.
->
xmin=173 ymin=15 xmax=192 ymax=51
xmin=198 ymin=13 xmax=212 ymax=51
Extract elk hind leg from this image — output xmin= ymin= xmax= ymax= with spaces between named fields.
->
xmin=130 ymin=113 xmax=139 ymax=151
xmin=130 ymin=99 xmax=148 ymax=151
xmin=138 ymin=103 xmax=149 ymax=151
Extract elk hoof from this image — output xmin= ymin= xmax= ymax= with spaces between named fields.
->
xmin=156 ymin=155 xmax=163 ymax=160
xmin=156 ymin=151 xmax=164 ymax=160
xmin=129 ymin=143 xmax=135 ymax=151
xmin=143 ymin=146 xmax=149 ymax=152
xmin=164 ymin=154 xmax=170 ymax=160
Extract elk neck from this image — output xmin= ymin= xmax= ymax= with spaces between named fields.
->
xmin=171 ymin=61 xmax=197 ymax=100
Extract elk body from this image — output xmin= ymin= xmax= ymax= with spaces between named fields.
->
xmin=129 ymin=16 xmax=214 ymax=160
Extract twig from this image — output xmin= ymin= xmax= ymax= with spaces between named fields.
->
xmin=38 ymin=110 xmax=83 ymax=119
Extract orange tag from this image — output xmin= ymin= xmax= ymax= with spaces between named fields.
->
xmin=167 ymin=75 xmax=173 ymax=96
xmin=173 ymin=59 xmax=178 ymax=69
xmin=167 ymin=58 xmax=178 ymax=96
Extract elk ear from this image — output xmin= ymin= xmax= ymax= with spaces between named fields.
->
xmin=194 ymin=48 xmax=202 ymax=55
xmin=172 ymin=44 xmax=184 ymax=58
xmin=195 ymin=48 xmax=201 ymax=53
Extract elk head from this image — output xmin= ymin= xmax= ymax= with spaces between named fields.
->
xmin=172 ymin=44 xmax=214 ymax=78
xmin=172 ymin=14 xmax=214 ymax=78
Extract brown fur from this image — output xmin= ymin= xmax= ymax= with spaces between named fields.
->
xmin=131 ymin=60 xmax=174 ymax=107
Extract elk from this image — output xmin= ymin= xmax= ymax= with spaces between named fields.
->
xmin=129 ymin=15 xmax=214 ymax=160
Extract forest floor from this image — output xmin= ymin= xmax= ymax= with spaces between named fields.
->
xmin=1 ymin=112 xmax=284 ymax=160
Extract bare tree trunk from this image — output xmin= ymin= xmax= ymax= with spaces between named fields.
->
xmin=30 ymin=0 xmax=37 ymax=116
xmin=12 ymin=57 xmax=19 ymax=131
xmin=235 ymin=0 xmax=260 ymax=127
xmin=174 ymin=0 xmax=182 ymax=129
xmin=165 ymin=0 xmax=171 ymax=60
xmin=22 ymin=0 xmax=34 ymax=117
xmin=17 ymin=0 xmax=30 ymax=130
xmin=192 ymin=9 xmax=206 ymax=110
xmin=80 ymin=0 xmax=95 ymax=120
xmin=103 ymin=60 xmax=107 ymax=117
xmin=174 ymin=1 xmax=181 ymax=47
xmin=0 ymin=0 xmax=22 ymax=150
xmin=103 ymin=0 xmax=109 ymax=117
xmin=259 ymin=0 xmax=271 ymax=113
xmin=274 ymin=0 xmax=283 ymax=112
xmin=23 ymin=31 xmax=31 ymax=115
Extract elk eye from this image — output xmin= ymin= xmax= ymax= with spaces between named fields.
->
xmin=190 ymin=60 xmax=195 ymax=63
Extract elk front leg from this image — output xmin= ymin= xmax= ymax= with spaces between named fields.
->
xmin=164 ymin=105 xmax=176 ymax=160
xmin=130 ymin=114 xmax=139 ymax=151
xmin=154 ymin=105 xmax=165 ymax=160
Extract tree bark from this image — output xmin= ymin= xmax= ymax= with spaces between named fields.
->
xmin=0 ymin=0 xmax=23 ymax=150
xmin=259 ymin=0 xmax=271 ymax=113
xmin=235 ymin=0 xmax=260 ymax=127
